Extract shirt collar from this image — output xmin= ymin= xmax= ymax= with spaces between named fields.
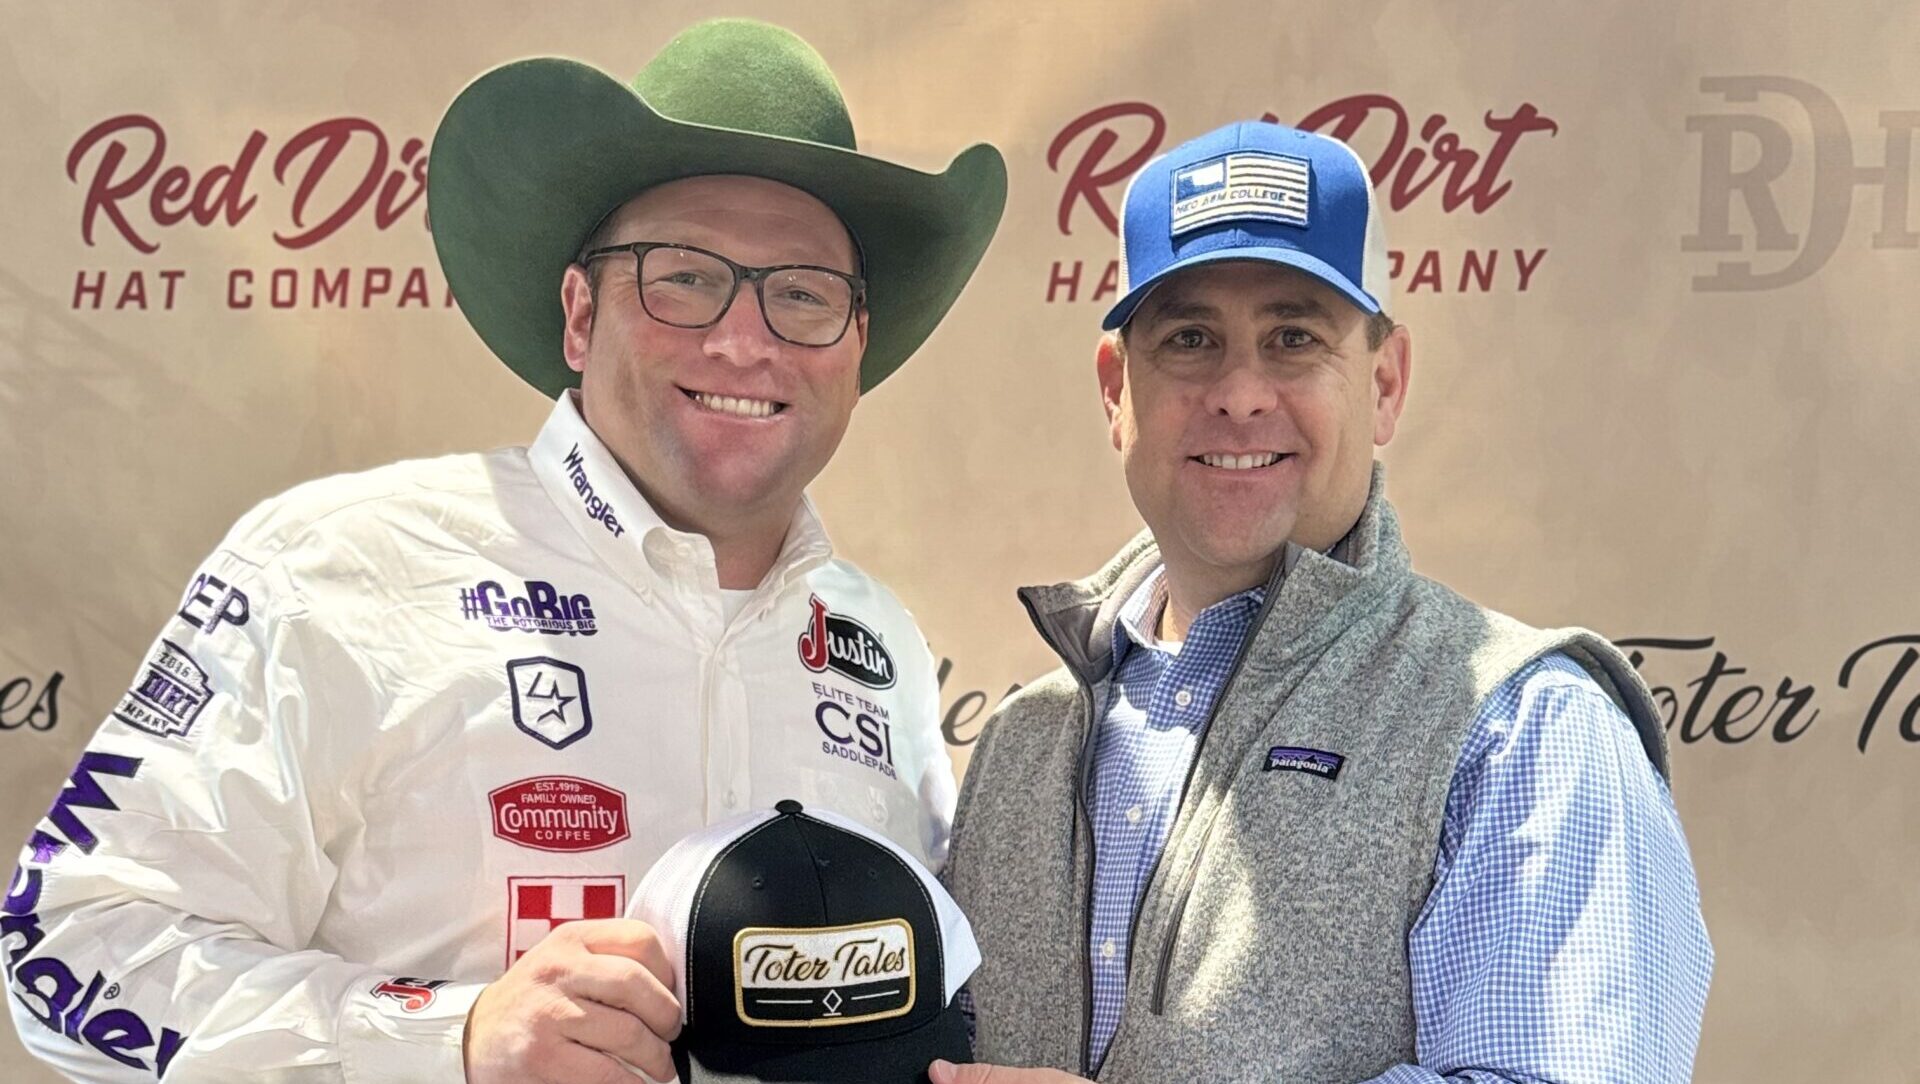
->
xmin=528 ymin=391 xmax=834 ymax=594
xmin=1110 ymin=564 xmax=1269 ymax=669
xmin=1114 ymin=566 xmax=1174 ymax=657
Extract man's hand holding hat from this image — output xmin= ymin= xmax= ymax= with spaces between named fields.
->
xmin=465 ymin=918 xmax=681 ymax=1084
xmin=929 ymin=1061 xmax=1088 ymax=1084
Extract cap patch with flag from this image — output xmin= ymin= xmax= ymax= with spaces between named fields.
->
xmin=1171 ymin=152 xmax=1311 ymax=236
xmin=1101 ymin=119 xmax=1389 ymax=330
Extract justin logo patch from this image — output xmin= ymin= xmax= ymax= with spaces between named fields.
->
xmin=370 ymin=976 xmax=451 ymax=1013
xmin=1263 ymin=746 xmax=1344 ymax=780
xmin=733 ymin=918 xmax=916 ymax=1027
xmin=797 ymin=595 xmax=896 ymax=689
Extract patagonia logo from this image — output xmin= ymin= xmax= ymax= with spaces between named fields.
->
xmin=1263 ymin=746 xmax=1344 ymax=780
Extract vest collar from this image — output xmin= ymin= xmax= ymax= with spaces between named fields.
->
xmin=1020 ymin=462 xmax=1410 ymax=686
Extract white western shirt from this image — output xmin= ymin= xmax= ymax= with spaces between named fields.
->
xmin=5 ymin=392 xmax=954 ymax=1082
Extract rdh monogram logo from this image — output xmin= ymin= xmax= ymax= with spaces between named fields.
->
xmin=1684 ymin=76 xmax=1920 ymax=291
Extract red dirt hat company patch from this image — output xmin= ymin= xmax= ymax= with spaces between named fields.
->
xmin=489 ymin=776 xmax=629 ymax=853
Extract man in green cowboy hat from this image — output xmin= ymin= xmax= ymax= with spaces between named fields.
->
xmin=6 ymin=18 xmax=1003 ymax=1084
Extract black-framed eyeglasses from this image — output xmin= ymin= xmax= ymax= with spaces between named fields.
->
xmin=580 ymin=241 xmax=867 ymax=348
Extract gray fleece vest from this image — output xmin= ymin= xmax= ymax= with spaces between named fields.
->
xmin=944 ymin=472 xmax=1666 ymax=1082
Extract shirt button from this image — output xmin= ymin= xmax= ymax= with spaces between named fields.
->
xmin=724 ymin=789 xmax=739 ymax=809
xmin=1101 ymin=939 xmax=1116 ymax=959
xmin=1173 ymin=688 xmax=1193 ymax=709
xmin=1125 ymin=805 xmax=1142 ymax=824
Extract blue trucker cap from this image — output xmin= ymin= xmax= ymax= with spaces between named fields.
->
xmin=1102 ymin=120 xmax=1390 ymax=330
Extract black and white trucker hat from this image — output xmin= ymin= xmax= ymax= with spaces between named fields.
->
xmin=627 ymin=799 xmax=979 ymax=1083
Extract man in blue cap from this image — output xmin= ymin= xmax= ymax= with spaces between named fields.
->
xmin=936 ymin=122 xmax=1712 ymax=1083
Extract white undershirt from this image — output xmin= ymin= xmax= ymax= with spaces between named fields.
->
xmin=719 ymin=588 xmax=755 ymax=625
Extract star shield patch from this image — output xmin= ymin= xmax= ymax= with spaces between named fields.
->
xmin=507 ymin=657 xmax=593 ymax=750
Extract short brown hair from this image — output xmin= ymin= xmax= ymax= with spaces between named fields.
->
xmin=1365 ymin=310 xmax=1396 ymax=351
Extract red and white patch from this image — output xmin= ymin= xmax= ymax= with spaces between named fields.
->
xmin=506 ymin=875 xmax=626 ymax=966
xmin=489 ymin=776 xmax=630 ymax=853
xmin=370 ymin=976 xmax=451 ymax=1013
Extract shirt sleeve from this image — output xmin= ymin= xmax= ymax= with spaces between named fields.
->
xmin=909 ymin=636 xmax=958 ymax=872
xmin=1357 ymin=654 xmax=1714 ymax=1084
xmin=4 ymin=547 xmax=482 ymax=1083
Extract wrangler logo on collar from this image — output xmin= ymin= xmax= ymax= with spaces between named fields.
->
xmin=733 ymin=919 xmax=915 ymax=1027
xmin=798 ymin=595 xmax=896 ymax=689
xmin=561 ymin=444 xmax=625 ymax=538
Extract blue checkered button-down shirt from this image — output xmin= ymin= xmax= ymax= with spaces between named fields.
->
xmin=1085 ymin=566 xmax=1712 ymax=1081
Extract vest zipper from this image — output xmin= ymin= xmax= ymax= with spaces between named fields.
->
xmin=1075 ymin=693 xmax=1101 ymax=1077
xmin=1017 ymin=592 xmax=1104 ymax=1078
xmin=1148 ymin=811 xmax=1225 ymax=1013
xmin=1021 ymin=569 xmax=1285 ymax=1073
xmin=1129 ymin=580 xmax=1285 ymax=1017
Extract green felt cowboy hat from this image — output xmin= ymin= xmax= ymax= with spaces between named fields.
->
xmin=428 ymin=18 xmax=1008 ymax=397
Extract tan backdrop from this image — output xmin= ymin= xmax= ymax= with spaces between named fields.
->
xmin=4 ymin=3 xmax=1917 ymax=1080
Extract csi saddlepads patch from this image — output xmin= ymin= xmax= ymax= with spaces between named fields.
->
xmin=489 ymin=776 xmax=629 ymax=853
xmin=1263 ymin=746 xmax=1345 ymax=781
xmin=507 ymin=875 xmax=625 ymax=966
xmin=176 ymin=572 xmax=250 ymax=636
xmin=111 ymin=641 xmax=211 ymax=740
xmin=370 ymin=977 xmax=452 ymax=1014
xmin=561 ymin=444 xmax=625 ymax=538
xmin=460 ymin=579 xmax=597 ymax=636
xmin=734 ymin=918 xmax=917 ymax=1027
xmin=1170 ymin=151 xmax=1312 ymax=237
xmin=798 ymin=594 xmax=896 ymax=689
xmin=811 ymin=683 xmax=897 ymax=781
xmin=507 ymin=658 xmax=593 ymax=750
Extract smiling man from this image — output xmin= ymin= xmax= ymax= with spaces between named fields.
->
xmin=938 ymin=122 xmax=1712 ymax=1084
xmin=6 ymin=19 xmax=1003 ymax=1084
